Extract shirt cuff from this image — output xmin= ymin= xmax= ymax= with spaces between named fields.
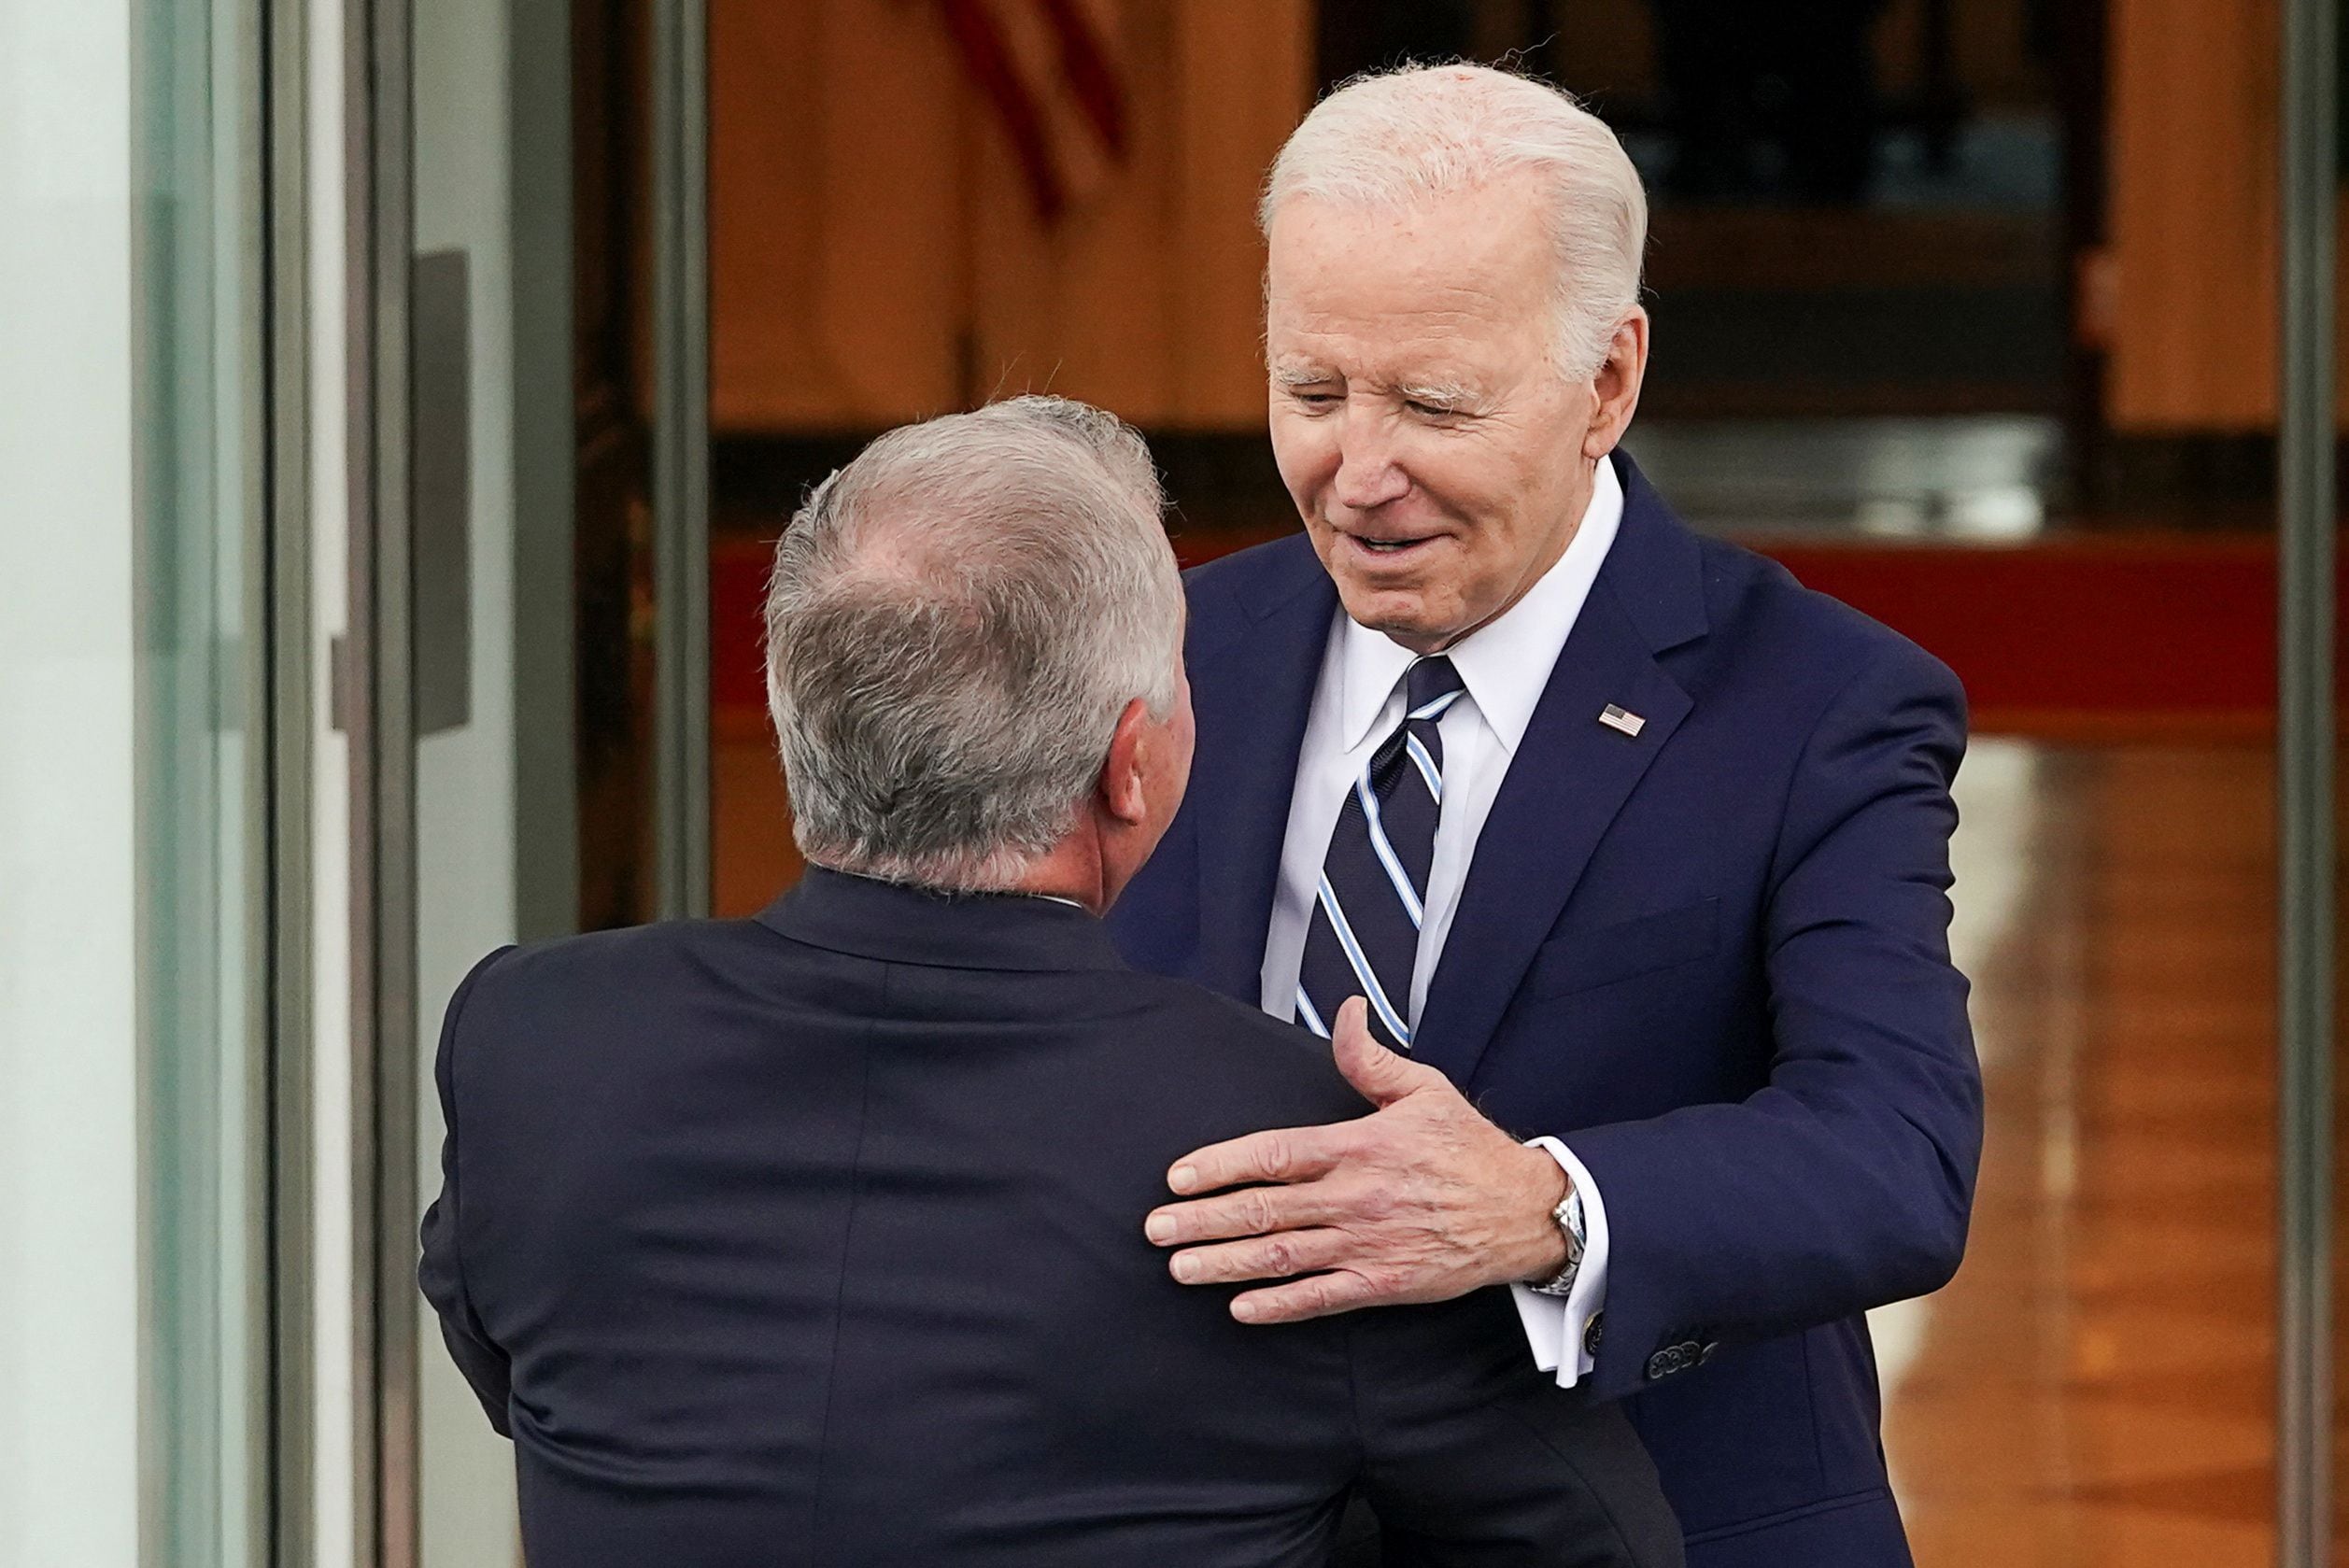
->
xmin=1507 ymin=1137 xmax=1612 ymax=1389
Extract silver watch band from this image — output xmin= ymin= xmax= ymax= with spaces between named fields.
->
xmin=1529 ymin=1183 xmax=1586 ymax=1298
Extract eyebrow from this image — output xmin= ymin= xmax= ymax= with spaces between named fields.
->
xmin=1395 ymin=379 xmax=1485 ymax=412
xmin=1272 ymin=364 xmax=1486 ymax=404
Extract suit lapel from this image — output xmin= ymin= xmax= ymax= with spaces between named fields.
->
xmin=1189 ymin=543 xmax=1337 ymax=1001
xmin=1410 ymin=456 xmax=1707 ymax=1087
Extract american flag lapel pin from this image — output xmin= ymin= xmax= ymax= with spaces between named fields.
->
xmin=1599 ymin=703 xmax=1647 ymax=738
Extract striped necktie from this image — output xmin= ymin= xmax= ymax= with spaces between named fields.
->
xmin=1295 ymin=656 xmax=1465 ymax=1052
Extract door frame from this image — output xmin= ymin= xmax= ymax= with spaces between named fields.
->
xmin=2274 ymin=1 xmax=2337 ymax=1564
xmin=339 ymin=0 xmax=417 ymax=1561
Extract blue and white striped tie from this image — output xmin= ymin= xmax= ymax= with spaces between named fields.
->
xmin=1295 ymin=657 xmax=1464 ymax=1052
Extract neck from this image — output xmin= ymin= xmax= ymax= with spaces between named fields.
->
xmin=1009 ymin=834 xmax=1111 ymax=915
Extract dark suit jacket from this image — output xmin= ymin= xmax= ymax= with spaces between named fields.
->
xmin=1108 ymin=452 xmax=1982 ymax=1568
xmin=419 ymin=867 xmax=1683 ymax=1568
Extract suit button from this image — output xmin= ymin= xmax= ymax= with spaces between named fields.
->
xmin=1583 ymin=1311 xmax=1605 ymax=1359
xmin=1645 ymin=1339 xmax=1709 ymax=1381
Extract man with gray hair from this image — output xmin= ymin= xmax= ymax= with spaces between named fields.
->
xmin=418 ymin=395 xmax=1682 ymax=1567
xmin=1114 ymin=66 xmax=1981 ymax=1568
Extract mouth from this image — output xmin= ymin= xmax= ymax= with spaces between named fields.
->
xmin=1337 ymin=530 xmax=1443 ymax=563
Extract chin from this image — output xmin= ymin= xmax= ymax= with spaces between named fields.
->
xmin=1336 ymin=584 xmax=1443 ymax=643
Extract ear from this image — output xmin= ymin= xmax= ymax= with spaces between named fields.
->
xmin=1095 ymin=697 xmax=1154 ymax=827
xmin=1582 ymin=310 xmax=1650 ymax=461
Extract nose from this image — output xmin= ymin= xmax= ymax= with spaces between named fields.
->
xmin=1329 ymin=413 xmax=1410 ymax=514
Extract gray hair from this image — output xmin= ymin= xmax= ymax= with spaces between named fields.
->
xmin=762 ymin=395 xmax=1183 ymax=892
xmin=1259 ymin=63 xmax=1648 ymax=380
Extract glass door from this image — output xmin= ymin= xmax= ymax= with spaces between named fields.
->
xmin=403 ymin=0 xmax=545 ymax=1555
xmin=342 ymin=0 xmax=707 ymax=1562
xmin=0 ymin=0 xmax=281 ymax=1561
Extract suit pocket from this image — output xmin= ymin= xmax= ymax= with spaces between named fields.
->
xmin=1522 ymin=897 xmax=1720 ymax=999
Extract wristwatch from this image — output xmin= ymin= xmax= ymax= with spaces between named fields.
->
xmin=1528 ymin=1182 xmax=1586 ymax=1298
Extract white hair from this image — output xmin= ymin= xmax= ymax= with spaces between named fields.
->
xmin=762 ymin=396 xmax=1182 ymax=892
xmin=1259 ymin=63 xmax=1649 ymax=380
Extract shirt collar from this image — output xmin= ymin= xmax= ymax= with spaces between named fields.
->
xmin=1334 ymin=454 xmax=1625 ymax=755
xmin=757 ymin=865 xmax=1127 ymax=973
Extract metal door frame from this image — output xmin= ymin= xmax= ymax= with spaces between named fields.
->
xmin=651 ymin=0 xmax=712 ymax=920
xmin=134 ymin=0 xmax=319 ymax=1558
xmin=2277 ymin=0 xmax=2337 ymax=1564
xmin=341 ymin=0 xmax=417 ymax=1559
xmin=262 ymin=0 xmax=318 ymax=1561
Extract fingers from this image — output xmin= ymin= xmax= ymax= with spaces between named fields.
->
xmin=1166 ymin=1121 xmax=1344 ymax=1197
xmin=1331 ymin=995 xmax=1447 ymax=1108
xmin=1164 ymin=1227 xmax=1352 ymax=1287
xmin=1145 ymin=1178 xmax=1349 ymax=1247
xmin=1228 ymin=1270 xmax=1391 ymax=1325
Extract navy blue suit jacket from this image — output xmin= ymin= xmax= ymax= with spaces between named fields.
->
xmin=1107 ymin=453 xmax=1982 ymax=1567
xmin=419 ymin=868 xmax=1684 ymax=1567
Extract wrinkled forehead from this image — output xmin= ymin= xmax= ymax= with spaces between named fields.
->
xmin=1266 ymin=186 xmax=1550 ymax=318
xmin=1268 ymin=176 xmax=1550 ymax=274
xmin=1265 ymin=194 xmax=1554 ymax=388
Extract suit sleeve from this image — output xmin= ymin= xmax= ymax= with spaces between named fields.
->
xmin=1559 ymin=643 xmax=1982 ymax=1400
xmin=417 ymin=946 xmax=520 ymax=1437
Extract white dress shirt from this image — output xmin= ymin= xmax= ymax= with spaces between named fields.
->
xmin=1257 ymin=457 xmax=1623 ymax=1388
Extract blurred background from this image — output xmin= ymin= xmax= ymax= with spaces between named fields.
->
xmin=687 ymin=0 xmax=2289 ymax=896
xmin=0 ymin=1 xmax=2339 ymax=1565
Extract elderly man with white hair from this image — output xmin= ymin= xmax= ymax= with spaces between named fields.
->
xmin=418 ymin=395 xmax=1684 ymax=1567
xmin=1112 ymin=66 xmax=1981 ymax=1568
